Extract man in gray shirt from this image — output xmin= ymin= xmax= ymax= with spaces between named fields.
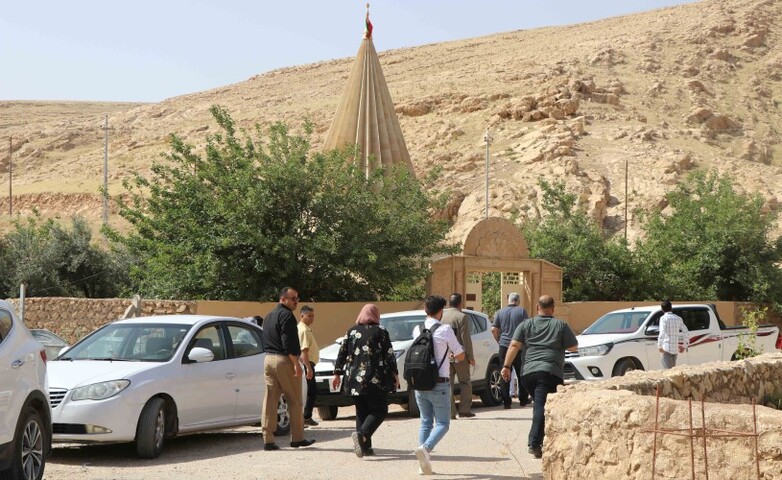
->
xmin=491 ymin=292 xmax=529 ymax=408
xmin=502 ymin=295 xmax=577 ymax=459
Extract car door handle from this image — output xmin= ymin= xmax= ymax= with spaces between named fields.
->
xmin=11 ymin=359 xmax=24 ymax=368
xmin=225 ymin=372 xmax=236 ymax=379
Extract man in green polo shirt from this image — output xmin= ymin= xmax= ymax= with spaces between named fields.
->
xmin=501 ymin=295 xmax=577 ymax=459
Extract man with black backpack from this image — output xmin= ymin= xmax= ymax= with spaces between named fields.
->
xmin=407 ymin=295 xmax=465 ymax=475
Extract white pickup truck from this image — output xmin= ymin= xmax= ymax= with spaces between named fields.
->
xmin=565 ymin=303 xmax=781 ymax=381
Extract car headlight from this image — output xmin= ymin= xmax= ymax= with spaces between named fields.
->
xmin=577 ymin=343 xmax=613 ymax=357
xmin=394 ymin=349 xmax=405 ymax=359
xmin=71 ymin=380 xmax=130 ymax=401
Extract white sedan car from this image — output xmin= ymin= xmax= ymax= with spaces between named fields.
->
xmin=48 ymin=315 xmax=300 ymax=458
xmin=313 ymin=309 xmax=501 ymax=419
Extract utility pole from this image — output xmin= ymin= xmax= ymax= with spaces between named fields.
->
xmin=624 ymin=158 xmax=629 ymax=242
xmin=8 ymin=137 xmax=12 ymax=216
xmin=102 ymin=115 xmax=109 ymax=226
xmin=484 ymin=128 xmax=492 ymax=219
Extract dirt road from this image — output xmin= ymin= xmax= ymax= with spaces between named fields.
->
xmin=45 ymin=403 xmax=543 ymax=480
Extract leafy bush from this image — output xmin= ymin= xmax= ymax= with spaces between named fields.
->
xmin=0 ymin=216 xmax=131 ymax=298
xmin=107 ymin=106 xmax=454 ymax=301
xmin=734 ymin=305 xmax=765 ymax=360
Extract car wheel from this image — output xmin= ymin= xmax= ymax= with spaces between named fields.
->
xmin=612 ymin=358 xmax=637 ymax=377
xmin=275 ymin=395 xmax=291 ymax=436
xmin=406 ymin=389 xmax=420 ymax=418
xmin=317 ymin=405 xmax=338 ymax=421
xmin=479 ymin=363 xmax=502 ymax=406
xmin=136 ymin=397 xmax=166 ymax=459
xmin=0 ymin=406 xmax=47 ymax=480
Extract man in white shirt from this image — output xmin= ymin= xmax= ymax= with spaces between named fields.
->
xmin=412 ymin=295 xmax=465 ymax=475
xmin=657 ymin=300 xmax=689 ymax=369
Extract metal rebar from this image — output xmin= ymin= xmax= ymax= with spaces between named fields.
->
xmin=701 ymin=399 xmax=709 ymax=480
xmin=689 ymin=399 xmax=695 ymax=480
xmin=652 ymin=384 xmax=660 ymax=479
xmin=753 ymin=400 xmax=760 ymax=479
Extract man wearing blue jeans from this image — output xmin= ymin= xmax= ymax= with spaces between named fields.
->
xmin=502 ymin=295 xmax=577 ymax=459
xmin=412 ymin=295 xmax=465 ymax=475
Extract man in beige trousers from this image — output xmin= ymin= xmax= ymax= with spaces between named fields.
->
xmin=441 ymin=293 xmax=475 ymax=418
xmin=261 ymin=287 xmax=315 ymax=450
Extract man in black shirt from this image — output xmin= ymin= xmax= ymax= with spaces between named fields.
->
xmin=261 ymin=287 xmax=315 ymax=450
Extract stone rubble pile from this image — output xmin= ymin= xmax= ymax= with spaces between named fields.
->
xmin=544 ymin=353 xmax=782 ymax=479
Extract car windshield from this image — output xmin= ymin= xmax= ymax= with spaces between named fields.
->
xmin=59 ymin=323 xmax=190 ymax=362
xmin=581 ymin=311 xmax=650 ymax=335
xmin=380 ymin=315 xmax=425 ymax=342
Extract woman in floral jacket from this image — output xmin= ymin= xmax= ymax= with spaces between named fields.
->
xmin=332 ymin=304 xmax=399 ymax=458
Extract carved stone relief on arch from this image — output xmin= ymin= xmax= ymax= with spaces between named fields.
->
xmin=462 ymin=217 xmax=528 ymax=259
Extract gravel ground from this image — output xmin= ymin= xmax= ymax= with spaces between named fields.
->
xmin=45 ymin=402 xmax=544 ymax=480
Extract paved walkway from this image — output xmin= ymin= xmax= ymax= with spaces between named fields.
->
xmin=46 ymin=402 xmax=543 ymax=480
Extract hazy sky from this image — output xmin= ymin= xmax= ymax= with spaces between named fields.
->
xmin=1 ymin=1 xmax=697 ymax=103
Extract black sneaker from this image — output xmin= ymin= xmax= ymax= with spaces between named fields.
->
xmin=351 ymin=432 xmax=364 ymax=458
xmin=528 ymin=445 xmax=543 ymax=459
xmin=263 ymin=443 xmax=280 ymax=451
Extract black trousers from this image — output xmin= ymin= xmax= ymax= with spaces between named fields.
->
xmin=353 ymin=387 xmax=389 ymax=447
xmin=498 ymin=345 xmax=529 ymax=405
xmin=304 ymin=361 xmax=317 ymax=419
xmin=521 ymin=371 xmax=563 ymax=449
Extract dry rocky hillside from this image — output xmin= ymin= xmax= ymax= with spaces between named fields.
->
xmin=1 ymin=0 xmax=781 ymax=244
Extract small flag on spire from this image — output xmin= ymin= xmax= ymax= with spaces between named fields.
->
xmin=365 ymin=3 xmax=373 ymax=39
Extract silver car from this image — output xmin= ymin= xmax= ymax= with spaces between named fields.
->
xmin=30 ymin=329 xmax=69 ymax=362
xmin=48 ymin=315 xmax=303 ymax=458
xmin=0 ymin=301 xmax=51 ymax=480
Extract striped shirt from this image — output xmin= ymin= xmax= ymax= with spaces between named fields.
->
xmin=657 ymin=312 xmax=690 ymax=354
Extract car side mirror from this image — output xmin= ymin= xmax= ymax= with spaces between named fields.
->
xmin=645 ymin=325 xmax=659 ymax=337
xmin=335 ymin=336 xmax=345 ymax=345
xmin=58 ymin=346 xmax=70 ymax=356
xmin=188 ymin=347 xmax=215 ymax=363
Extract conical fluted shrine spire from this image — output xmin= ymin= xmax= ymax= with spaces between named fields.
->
xmin=322 ymin=5 xmax=415 ymax=178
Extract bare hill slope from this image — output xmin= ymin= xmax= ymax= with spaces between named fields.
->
xmin=1 ymin=0 xmax=781 ymax=242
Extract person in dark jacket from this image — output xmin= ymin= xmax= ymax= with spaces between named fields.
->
xmin=331 ymin=304 xmax=399 ymax=458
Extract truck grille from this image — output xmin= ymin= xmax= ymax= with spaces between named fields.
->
xmin=49 ymin=388 xmax=68 ymax=408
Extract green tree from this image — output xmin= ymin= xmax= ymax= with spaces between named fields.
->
xmin=523 ymin=180 xmax=638 ymax=301
xmin=636 ymin=169 xmax=782 ymax=304
xmin=107 ymin=105 xmax=453 ymax=301
xmin=0 ymin=216 xmax=130 ymax=298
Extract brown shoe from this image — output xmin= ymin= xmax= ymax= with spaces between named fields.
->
xmin=459 ymin=412 xmax=476 ymax=418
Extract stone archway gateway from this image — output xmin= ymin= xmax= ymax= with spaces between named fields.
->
xmin=428 ymin=217 xmax=563 ymax=313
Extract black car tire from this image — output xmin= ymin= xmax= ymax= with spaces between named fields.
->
xmin=275 ymin=395 xmax=291 ymax=436
xmin=479 ymin=363 xmax=502 ymax=406
xmin=136 ymin=397 xmax=166 ymax=459
xmin=0 ymin=406 xmax=47 ymax=480
xmin=612 ymin=358 xmax=637 ymax=377
xmin=317 ymin=405 xmax=338 ymax=421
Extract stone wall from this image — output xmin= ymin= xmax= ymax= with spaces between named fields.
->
xmin=545 ymin=353 xmax=782 ymax=479
xmin=8 ymin=297 xmax=195 ymax=344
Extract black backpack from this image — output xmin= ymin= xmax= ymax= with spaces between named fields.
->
xmin=404 ymin=323 xmax=449 ymax=391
